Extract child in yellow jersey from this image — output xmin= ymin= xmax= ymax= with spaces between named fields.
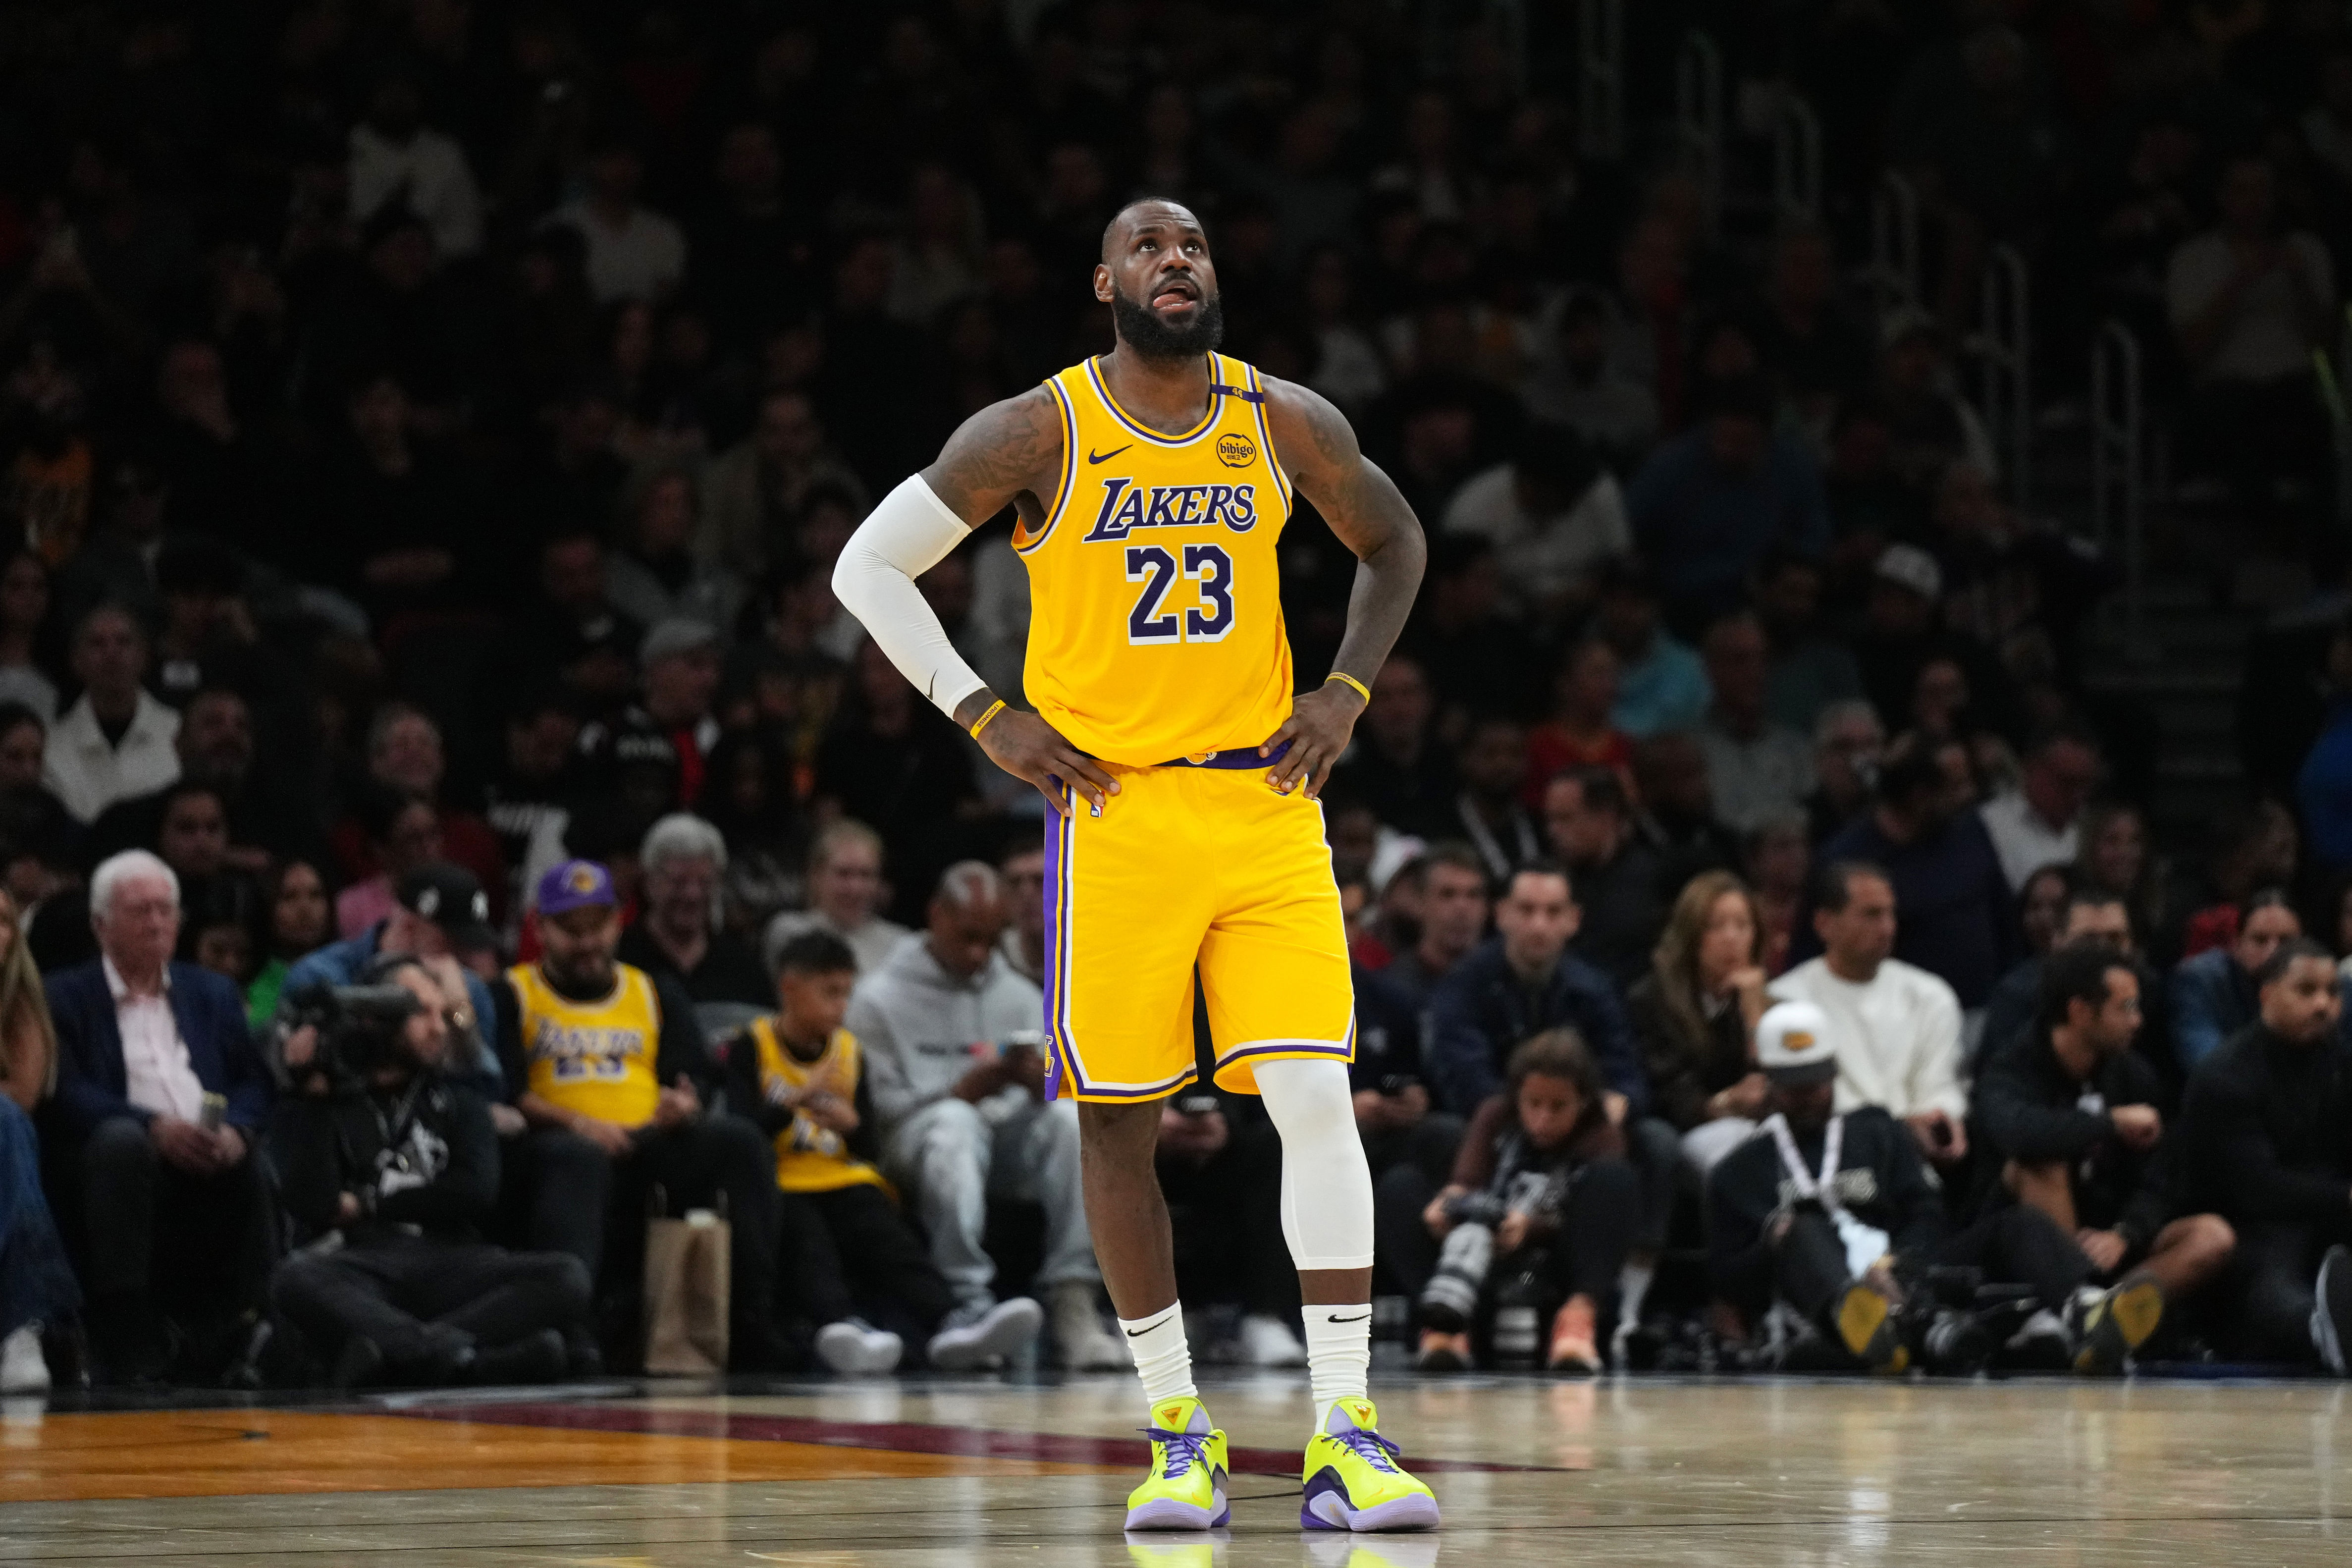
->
xmin=726 ymin=931 xmax=1042 ymax=1374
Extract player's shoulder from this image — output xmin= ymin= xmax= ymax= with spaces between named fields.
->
xmin=927 ymin=382 xmax=1068 ymax=515
xmin=1251 ymin=370 xmax=1355 ymax=468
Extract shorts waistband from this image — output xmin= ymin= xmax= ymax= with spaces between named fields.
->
xmin=1151 ymin=740 xmax=1290 ymax=770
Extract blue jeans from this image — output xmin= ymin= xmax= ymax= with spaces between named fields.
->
xmin=0 ymin=1098 xmax=80 ymax=1336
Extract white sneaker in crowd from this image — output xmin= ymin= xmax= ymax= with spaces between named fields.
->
xmin=814 ymin=1319 xmax=904 ymax=1375
xmin=0 ymin=1324 xmax=49 ymax=1395
xmin=1051 ymin=1282 xmax=1127 ymax=1372
xmin=928 ymin=1297 xmax=1044 ymax=1371
xmin=1238 ymin=1312 xmax=1308 ymax=1368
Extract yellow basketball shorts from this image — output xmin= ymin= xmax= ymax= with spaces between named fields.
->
xmin=1041 ymin=756 xmax=1355 ymax=1102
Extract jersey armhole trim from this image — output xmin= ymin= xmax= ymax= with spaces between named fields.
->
xmin=1014 ymin=377 xmax=1078 ymax=556
xmin=1245 ymin=361 xmax=1294 ymax=515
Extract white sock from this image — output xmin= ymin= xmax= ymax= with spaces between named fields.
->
xmin=1119 ymin=1305 xmax=1196 ymax=1410
xmin=1618 ymin=1259 xmax=1656 ymax=1329
xmin=1304 ymin=1305 xmax=1372 ymax=1431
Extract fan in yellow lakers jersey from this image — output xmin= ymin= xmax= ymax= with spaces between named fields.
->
xmin=830 ymin=198 xmax=1441 ymax=1533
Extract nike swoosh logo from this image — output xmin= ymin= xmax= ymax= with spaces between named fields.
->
xmin=1088 ymin=444 xmax=1133 ymax=465
xmin=1326 ymin=1312 xmax=1372 ymax=1324
xmin=1124 ymin=1311 xmax=1178 ymax=1338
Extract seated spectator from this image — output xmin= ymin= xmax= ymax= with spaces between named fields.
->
xmin=494 ymin=859 xmax=783 ymax=1369
xmin=1328 ymin=655 xmax=1455 ymax=840
xmin=277 ymin=863 xmax=500 ymax=1101
xmin=1694 ymin=612 xmax=1816 ymax=835
xmin=1595 ymin=561 xmax=1707 ymax=739
xmin=269 ymin=954 xmax=590 ymax=1388
xmin=2074 ymin=801 xmax=2174 ymax=965
xmin=2166 ymin=155 xmax=2335 ymax=505
xmin=1804 ymin=701 xmax=1884 ymax=845
xmin=1978 ymin=886 xmax=2161 ymax=1077
xmin=1441 ymin=423 xmax=1628 ymax=621
xmin=1981 ymin=727 xmax=2103 ymax=892
xmin=2176 ymin=939 xmax=2352 ymax=1370
xmin=605 ymin=467 xmax=743 ymax=636
xmin=578 ymin=618 xmax=725 ymax=813
xmin=1376 ymin=842 xmax=1490 ymax=1007
xmin=1522 ymin=640 xmax=1633 ymax=808
xmin=616 ymin=814 xmax=769 ymax=1008
xmin=1709 ymin=1000 xmax=2092 ymax=1372
xmin=0 ymin=548 xmax=58 ymax=722
xmin=850 ymin=862 xmax=1121 ymax=1372
xmin=46 ymin=850 xmax=270 ymax=1382
xmin=502 ymin=531 xmax=645 ymax=714
xmin=764 ymin=819 xmax=911 ymax=976
xmin=44 ymin=603 xmax=180 ymax=825
xmin=1633 ymin=731 xmax=1743 ymax=887
xmin=1396 ymin=1030 xmax=1640 ymax=1374
xmin=1630 ymin=871 xmax=1772 ymax=1179
xmin=1525 ymin=287 xmax=1658 ymax=468
xmin=1799 ymin=734 xmax=2020 ymax=1010
xmin=1541 ymin=766 xmax=1668 ymax=989
xmin=2171 ymin=889 xmax=2301 ymax=1074
xmin=1850 ymin=546 xmax=2019 ymax=744
xmin=725 ymin=932 xmax=1044 ymax=1373
xmin=1773 ymin=862 xmax=1970 ymax=1169
xmin=0 ymin=882 xmax=69 ymax=1392
xmin=543 ymin=131 xmax=687 ymax=304
xmin=698 ymin=730 xmax=808 ymax=936
xmin=1625 ymin=376 xmax=1830 ymax=624
xmin=2176 ymin=800 xmax=2299 ymax=959
xmin=1873 ymin=310 xmax=1999 ymax=498
xmin=84 ymin=688 xmax=319 ymax=877
xmin=332 ymin=703 xmax=507 ymax=924
xmin=1397 ymin=536 xmax=1540 ymax=721
xmin=1756 ymin=552 xmax=1865 ymax=734
xmin=2017 ymin=864 xmax=2074 ymax=960
xmin=1449 ymin=717 xmax=1540 ymax=885
xmin=0 ymin=703 xmax=75 ymax=861
xmin=1977 ymin=946 xmax=2237 ymax=1372
xmin=811 ymin=641 xmax=978 ymax=874
xmin=334 ymin=788 xmax=443 ymax=940
xmin=244 ymin=859 xmax=332 ymax=1032
xmin=1156 ymin=1081 xmax=1302 ymax=1369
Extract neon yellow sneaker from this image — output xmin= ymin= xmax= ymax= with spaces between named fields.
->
xmin=1300 ymin=1398 xmax=1440 ymax=1531
xmin=1123 ymin=1396 xmax=1230 ymax=1531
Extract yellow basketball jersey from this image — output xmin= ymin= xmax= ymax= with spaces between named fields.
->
xmin=1014 ymin=353 xmax=1296 ymax=765
xmin=746 ymin=1017 xmax=886 ymax=1194
xmin=507 ymin=961 xmax=663 ymax=1128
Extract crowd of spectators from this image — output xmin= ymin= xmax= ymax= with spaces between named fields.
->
xmin=9 ymin=1 xmax=2352 ymax=1394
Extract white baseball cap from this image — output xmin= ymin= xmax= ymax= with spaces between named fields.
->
xmin=1757 ymin=999 xmax=1837 ymax=1087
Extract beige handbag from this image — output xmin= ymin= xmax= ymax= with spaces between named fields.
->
xmin=642 ymin=1188 xmax=731 ymax=1375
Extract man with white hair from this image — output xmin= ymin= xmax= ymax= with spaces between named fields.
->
xmin=45 ymin=850 xmax=270 ymax=1382
xmin=849 ymin=859 xmax=1123 ymax=1371
xmin=617 ymin=813 xmax=770 ymax=1007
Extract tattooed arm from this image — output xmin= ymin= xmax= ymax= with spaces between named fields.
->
xmin=1256 ymin=377 xmax=1429 ymax=799
xmin=844 ymin=388 xmax=1119 ymax=815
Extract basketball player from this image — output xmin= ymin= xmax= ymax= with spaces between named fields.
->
xmin=831 ymin=198 xmax=1438 ymax=1533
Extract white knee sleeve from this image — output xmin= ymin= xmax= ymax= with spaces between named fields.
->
xmin=1252 ymin=1058 xmax=1374 ymax=1271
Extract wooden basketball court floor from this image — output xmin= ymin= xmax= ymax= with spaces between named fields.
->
xmin=2 ymin=1372 xmax=2348 ymax=1567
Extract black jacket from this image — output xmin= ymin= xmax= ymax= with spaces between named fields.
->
xmin=1707 ymin=1106 xmax=1943 ymax=1317
xmin=1977 ymin=953 xmax=2177 ymax=1086
xmin=1427 ymin=937 xmax=1648 ymax=1116
xmin=270 ymin=1071 xmax=500 ymax=1245
xmin=1351 ymin=964 xmax=1428 ymax=1095
xmin=1627 ymin=972 xmax=1753 ymax=1133
xmin=1975 ymin=1026 xmax=2176 ymax=1246
xmin=1567 ymin=840 xmax=1671 ymax=990
xmin=2176 ymin=1023 xmax=2352 ymax=1226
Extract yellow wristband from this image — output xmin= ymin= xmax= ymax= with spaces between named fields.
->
xmin=968 ymin=699 xmax=1008 ymax=740
xmin=1325 ymin=671 xmax=1372 ymax=704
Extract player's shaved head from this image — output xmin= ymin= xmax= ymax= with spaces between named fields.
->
xmin=1101 ymin=198 xmax=1202 ymax=262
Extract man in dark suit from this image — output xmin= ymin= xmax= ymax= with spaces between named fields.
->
xmin=47 ymin=849 xmax=271 ymax=1381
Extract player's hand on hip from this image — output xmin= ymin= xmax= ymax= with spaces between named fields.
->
xmin=1262 ymin=681 xmax=1364 ymax=799
xmin=978 ymin=707 xmax=1120 ymax=817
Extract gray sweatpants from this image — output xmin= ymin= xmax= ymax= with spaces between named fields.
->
xmin=883 ymin=1095 xmax=1099 ymax=1310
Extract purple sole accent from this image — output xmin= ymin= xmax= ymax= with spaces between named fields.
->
xmin=1299 ymin=1468 xmax=1441 ymax=1532
xmin=1124 ymin=1492 xmax=1228 ymax=1531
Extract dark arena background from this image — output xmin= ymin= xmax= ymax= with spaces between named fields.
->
xmin=2 ymin=2 xmax=2352 ymax=1566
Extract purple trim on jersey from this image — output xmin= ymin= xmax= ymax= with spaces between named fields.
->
xmin=1084 ymin=355 xmax=1223 ymax=447
xmin=1245 ymin=362 xmax=1292 ymax=512
xmin=1042 ymin=804 xmax=1073 ymax=1099
xmin=1016 ymin=378 xmax=1080 ymax=556
xmin=1152 ymin=739 xmax=1290 ymax=770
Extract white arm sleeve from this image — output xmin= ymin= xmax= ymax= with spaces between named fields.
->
xmin=831 ymin=474 xmax=990 ymax=720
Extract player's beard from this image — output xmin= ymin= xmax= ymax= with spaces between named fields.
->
xmin=1112 ymin=282 xmax=1226 ymax=361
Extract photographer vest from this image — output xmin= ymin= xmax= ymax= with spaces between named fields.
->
xmin=747 ymin=1017 xmax=888 ymax=1195
xmin=507 ymin=961 xmax=663 ymax=1127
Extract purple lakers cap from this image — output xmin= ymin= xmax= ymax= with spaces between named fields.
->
xmin=536 ymin=858 xmax=617 ymax=916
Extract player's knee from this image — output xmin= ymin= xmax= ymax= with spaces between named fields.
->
xmin=1253 ymin=1057 xmax=1355 ymax=1144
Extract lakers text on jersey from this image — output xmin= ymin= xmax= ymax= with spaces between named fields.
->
xmin=508 ymin=962 xmax=664 ymax=1127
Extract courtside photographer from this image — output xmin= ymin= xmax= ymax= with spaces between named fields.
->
xmin=267 ymin=954 xmax=590 ymax=1388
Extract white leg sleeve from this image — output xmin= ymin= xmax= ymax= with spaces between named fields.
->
xmin=829 ymin=474 xmax=989 ymax=719
xmin=1252 ymin=1058 xmax=1375 ymax=1271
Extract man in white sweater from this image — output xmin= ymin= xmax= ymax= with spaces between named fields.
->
xmin=847 ymin=860 xmax=1122 ymax=1371
xmin=1771 ymin=860 xmax=1970 ymax=1169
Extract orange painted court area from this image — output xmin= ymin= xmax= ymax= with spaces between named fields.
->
xmin=0 ymin=1408 xmax=1115 ymax=1503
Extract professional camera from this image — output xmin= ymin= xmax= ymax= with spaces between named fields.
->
xmin=277 ymin=981 xmax=423 ymax=1087
xmin=1440 ymin=1189 xmax=1509 ymax=1228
